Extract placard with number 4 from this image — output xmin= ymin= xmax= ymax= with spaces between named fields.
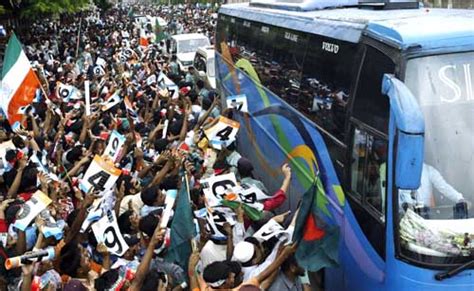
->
xmin=204 ymin=116 xmax=240 ymax=150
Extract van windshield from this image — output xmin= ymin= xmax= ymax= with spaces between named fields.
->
xmin=398 ymin=52 xmax=474 ymax=264
xmin=177 ymin=38 xmax=210 ymax=54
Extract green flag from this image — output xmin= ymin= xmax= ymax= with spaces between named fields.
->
xmin=127 ymin=7 xmax=134 ymax=18
xmin=165 ymin=176 xmax=196 ymax=271
xmin=221 ymin=200 xmax=263 ymax=222
xmin=154 ymin=18 xmax=166 ymax=43
xmin=292 ymin=179 xmax=340 ymax=272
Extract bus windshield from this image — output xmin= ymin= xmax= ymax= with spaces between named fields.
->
xmin=399 ymin=52 xmax=474 ymax=263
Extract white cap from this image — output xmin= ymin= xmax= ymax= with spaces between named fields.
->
xmin=232 ymin=241 xmax=255 ymax=264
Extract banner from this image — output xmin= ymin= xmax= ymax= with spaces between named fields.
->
xmin=14 ymin=191 xmax=52 ymax=231
xmin=226 ymin=94 xmax=248 ymax=112
xmin=103 ymin=130 xmax=126 ymax=162
xmin=200 ymin=173 xmax=238 ymax=207
xmin=204 ymin=116 xmax=240 ymax=150
xmin=92 ymin=210 xmax=129 ymax=256
xmin=79 ymin=155 xmax=122 ymax=194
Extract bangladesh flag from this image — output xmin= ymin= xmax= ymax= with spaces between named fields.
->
xmin=292 ymin=178 xmax=340 ymax=272
xmin=127 ymin=7 xmax=134 ymax=18
xmin=165 ymin=176 xmax=196 ymax=271
xmin=1 ymin=33 xmax=41 ymax=125
xmin=154 ymin=18 xmax=166 ymax=43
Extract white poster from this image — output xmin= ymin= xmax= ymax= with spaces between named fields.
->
xmin=160 ymin=189 xmax=177 ymax=228
xmin=201 ymin=173 xmax=238 ymax=207
xmin=103 ymin=130 xmax=126 ymax=162
xmin=204 ymin=116 xmax=240 ymax=150
xmin=79 ymin=155 xmax=122 ymax=194
xmin=253 ymin=219 xmax=290 ymax=242
xmin=101 ymin=90 xmax=122 ymax=111
xmin=157 ymin=72 xmax=179 ymax=99
xmin=226 ymin=94 xmax=248 ymax=112
xmin=85 ymin=80 xmax=91 ymax=116
xmin=56 ymin=82 xmax=80 ymax=101
xmin=14 ymin=191 xmax=52 ymax=231
xmin=92 ymin=210 xmax=129 ymax=256
xmin=225 ymin=183 xmax=268 ymax=211
xmin=96 ymin=57 xmax=107 ymax=68
xmin=206 ymin=206 xmax=237 ymax=238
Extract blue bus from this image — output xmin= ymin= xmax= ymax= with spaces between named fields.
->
xmin=214 ymin=0 xmax=474 ymax=290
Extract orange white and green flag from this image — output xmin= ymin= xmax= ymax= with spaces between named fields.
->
xmin=1 ymin=33 xmax=41 ymax=125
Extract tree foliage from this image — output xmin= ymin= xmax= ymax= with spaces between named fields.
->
xmin=94 ymin=0 xmax=113 ymax=12
xmin=12 ymin=0 xmax=90 ymax=19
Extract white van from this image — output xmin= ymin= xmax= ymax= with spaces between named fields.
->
xmin=193 ymin=46 xmax=216 ymax=89
xmin=170 ymin=33 xmax=210 ymax=71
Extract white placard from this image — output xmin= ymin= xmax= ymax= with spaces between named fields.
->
xmin=56 ymin=82 xmax=80 ymax=101
xmin=224 ymin=183 xmax=267 ymax=211
xmin=160 ymin=189 xmax=177 ymax=228
xmin=226 ymin=94 xmax=248 ymax=112
xmin=161 ymin=119 xmax=169 ymax=139
xmin=96 ymin=57 xmax=107 ymax=68
xmin=92 ymin=210 xmax=129 ymax=256
xmin=201 ymin=173 xmax=238 ymax=207
xmin=0 ymin=140 xmax=15 ymax=173
xmin=103 ymin=130 xmax=126 ymax=162
xmin=253 ymin=219 xmax=290 ymax=242
xmin=101 ymin=90 xmax=122 ymax=111
xmin=94 ymin=65 xmax=106 ymax=76
xmin=157 ymin=72 xmax=179 ymax=99
xmin=79 ymin=155 xmax=122 ymax=194
xmin=14 ymin=191 xmax=52 ymax=231
xmin=146 ymin=74 xmax=157 ymax=86
xmin=206 ymin=206 xmax=237 ymax=238
xmin=85 ymin=80 xmax=91 ymax=116
xmin=204 ymin=116 xmax=240 ymax=150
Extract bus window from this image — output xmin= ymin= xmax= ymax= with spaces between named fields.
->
xmin=349 ymin=126 xmax=388 ymax=258
xmin=269 ymin=28 xmax=308 ymax=103
xmin=300 ymin=35 xmax=358 ymax=142
xmin=352 ymin=46 xmax=395 ymax=134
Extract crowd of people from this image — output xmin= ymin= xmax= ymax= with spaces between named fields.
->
xmin=0 ymin=4 xmax=313 ymax=291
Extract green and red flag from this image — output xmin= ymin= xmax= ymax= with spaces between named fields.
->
xmin=293 ymin=178 xmax=340 ymax=271
xmin=1 ymin=33 xmax=41 ymax=125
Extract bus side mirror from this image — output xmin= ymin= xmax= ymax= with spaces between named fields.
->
xmin=382 ymin=74 xmax=425 ymax=190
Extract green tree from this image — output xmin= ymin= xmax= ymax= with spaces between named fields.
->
xmin=94 ymin=0 xmax=113 ymax=12
xmin=9 ymin=0 xmax=90 ymax=19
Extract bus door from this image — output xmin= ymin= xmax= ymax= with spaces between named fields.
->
xmin=343 ymin=43 xmax=396 ymax=289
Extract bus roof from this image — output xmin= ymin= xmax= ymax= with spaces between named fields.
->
xmin=171 ymin=33 xmax=209 ymax=41
xmin=219 ymin=3 xmax=474 ymax=51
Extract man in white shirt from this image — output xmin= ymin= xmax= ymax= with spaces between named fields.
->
xmin=399 ymin=163 xmax=464 ymax=207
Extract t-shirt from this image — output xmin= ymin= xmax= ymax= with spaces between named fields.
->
xmin=199 ymin=240 xmax=227 ymax=270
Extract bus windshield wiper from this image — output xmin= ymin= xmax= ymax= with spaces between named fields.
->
xmin=435 ymin=259 xmax=474 ymax=281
